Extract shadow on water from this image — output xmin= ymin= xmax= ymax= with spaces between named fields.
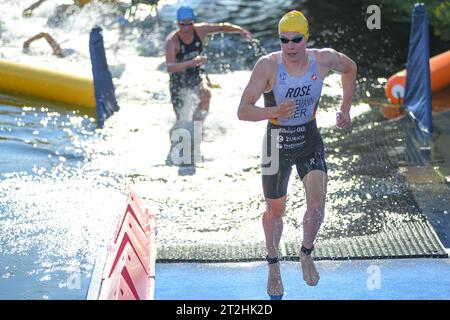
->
xmin=317 ymin=111 xmax=428 ymax=239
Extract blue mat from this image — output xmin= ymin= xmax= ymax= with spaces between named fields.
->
xmin=155 ymin=257 xmax=450 ymax=300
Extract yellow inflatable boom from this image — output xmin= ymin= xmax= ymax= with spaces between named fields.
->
xmin=0 ymin=59 xmax=95 ymax=109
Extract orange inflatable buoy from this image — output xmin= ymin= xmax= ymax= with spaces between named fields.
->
xmin=385 ymin=50 xmax=450 ymax=104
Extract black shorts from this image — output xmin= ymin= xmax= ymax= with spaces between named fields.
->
xmin=261 ymin=119 xmax=327 ymax=199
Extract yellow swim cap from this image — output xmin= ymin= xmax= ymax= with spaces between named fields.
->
xmin=278 ymin=10 xmax=309 ymax=40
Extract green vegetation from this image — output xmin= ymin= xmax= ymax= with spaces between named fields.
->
xmin=365 ymin=0 xmax=450 ymax=40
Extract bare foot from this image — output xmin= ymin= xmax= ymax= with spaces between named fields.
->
xmin=300 ymin=251 xmax=320 ymax=286
xmin=267 ymin=263 xmax=284 ymax=296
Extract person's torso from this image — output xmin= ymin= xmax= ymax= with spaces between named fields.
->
xmin=170 ymin=29 xmax=203 ymax=86
xmin=264 ymin=51 xmax=323 ymax=126
xmin=175 ymin=29 xmax=203 ymax=62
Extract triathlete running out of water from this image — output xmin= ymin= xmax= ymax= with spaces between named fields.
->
xmin=238 ymin=10 xmax=357 ymax=299
xmin=164 ymin=6 xmax=252 ymax=173
xmin=165 ymin=6 xmax=253 ymax=122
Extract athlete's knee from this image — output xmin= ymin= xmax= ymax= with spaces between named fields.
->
xmin=265 ymin=201 xmax=286 ymax=218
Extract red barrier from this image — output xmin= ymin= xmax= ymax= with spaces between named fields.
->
xmin=88 ymin=189 xmax=156 ymax=300
xmin=101 ymin=240 xmax=148 ymax=300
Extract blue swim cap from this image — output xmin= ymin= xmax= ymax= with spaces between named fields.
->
xmin=177 ymin=6 xmax=195 ymax=22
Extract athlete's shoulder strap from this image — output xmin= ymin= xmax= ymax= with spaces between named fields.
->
xmin=277 ymin=51 xmax=283 ymax=66
xmin=193 ymin=29 xmax=203 ymax=46
xmin=193 ymin=28 xmax=200 ymax=40
xmin=307 ymin=50 xmax=317 ymax=63
xmin=175 ymin=32 xmax=183 ymax=47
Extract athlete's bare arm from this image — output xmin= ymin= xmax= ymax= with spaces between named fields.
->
xmin=195 ymin=23 xmax=252 ymax=41
xmin=166 ymin=22 xmax=251 ymax=74
xmin=165 ymin=32 xmax=207 ymax=74
xmin=238 ymin=55 xmax=296 ymax=122
xmin=316 ymin=48 xmax=357 ymax=128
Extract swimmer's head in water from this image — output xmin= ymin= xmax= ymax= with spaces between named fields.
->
xmin=278 ymin=10 xmax=309 ymax=40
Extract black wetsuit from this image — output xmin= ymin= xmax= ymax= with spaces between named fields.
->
xmin=261 ymin=52 xmax=327 ymax=199
xmin=169 ymin=29 xmax=204 ymax=118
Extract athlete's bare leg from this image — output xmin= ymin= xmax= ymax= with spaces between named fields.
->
xmin=263 ymin=196 xmax=286 ymax=296
xmin=300 ymin=170 xmax=327 ymax=286
xmin=199 ymin=84 xmax=211 ymax=113
xmin=190 ymin=83 xmax=211 ymax=163
xmin=193 ymin=83 xmax=211 ymax=121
